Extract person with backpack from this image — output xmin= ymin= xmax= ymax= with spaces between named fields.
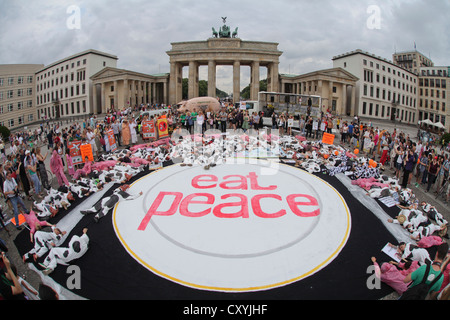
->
xmin=401 ymin=243 xmax=448 ymax=300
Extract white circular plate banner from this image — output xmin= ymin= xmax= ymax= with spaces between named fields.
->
xmin=113 ymin=160 xmax=351 ymax=292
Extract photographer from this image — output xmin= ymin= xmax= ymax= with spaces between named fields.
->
xmin=401 ymin=146 xmax=415 ymax=188
xmin=0 ymin=252 xmax=25 ymax=300
xmin=2 ymin=172 xmax=30 ymax=230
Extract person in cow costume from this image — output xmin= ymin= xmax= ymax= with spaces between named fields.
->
xmin=23 ymin=226 xmax=66 ymax=262
xmin=80 ymin=185 xmax=143 ymax=222
xmin=40 ymin=228 xmax=89 ymax=275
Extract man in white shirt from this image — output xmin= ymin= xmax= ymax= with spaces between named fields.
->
xmin=3 ymin=172 xmax=30 ymax=230
xmin=86 ymin=128 xmax=98 ymax=158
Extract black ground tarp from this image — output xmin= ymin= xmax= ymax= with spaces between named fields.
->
xmin=14 ymin=164 xmax=411 ymax=300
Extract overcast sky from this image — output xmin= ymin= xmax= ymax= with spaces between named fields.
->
xmin=1 ymin=0 xmax=449 ymax=94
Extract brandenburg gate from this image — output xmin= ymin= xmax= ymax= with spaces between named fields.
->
xmin=167 ymin=19 xmax=283 ymax=105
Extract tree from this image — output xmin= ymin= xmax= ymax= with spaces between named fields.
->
xmin=240 ymin=79 xmax=267 ymax=100
xmin=440 ymin=133 xmax=450 ymax=146
xmin=182 ymin=79 xmax=229 ymax=99
xmin=0 ymin=125 xmax=10 ymax=141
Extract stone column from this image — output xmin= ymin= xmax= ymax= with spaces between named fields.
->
xmin=100 ymin=82 xmax=105 ymax=113
xmin=328 ymin=81 xmax=334 ymax=111
xmin=271 ymin=62 xmax=279 ymax=93
xmin=342 ymin=84 xmax=347 ymax=115
xmin=208 ymin=60 xmax=216 ymax=98
xmin=351 ymin=85 xmax=356 ymax=116
xmin=188 ymin=61 xmax=198 ymax=99
xmin=163 ymin=81 xmax=168 ymax=105
xmin=233 ymin=60 xmax=241 ymax=103
xmin=92 ymin=83 xmax=98 ymax=114
xmin=152 ymin=82 xmax=156 ymax=105
xmin=169 ymin=62 xmax=182 ymax=105
xmin=137 ymin=80 xmax=142 ymax=105
xmin=124 ymin=79 xmax=129 ymax=108
xmin=113 ymin=80 xmax=118 ymax=110
xmin=176 ymin=64 xmax=183 ymax=103
xmin=131 ymin=80 xmax=136 ymax=107
xmin=250 ymin=61 xmax=260 ymax=101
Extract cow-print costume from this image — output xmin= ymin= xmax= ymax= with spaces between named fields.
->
xmin=81 ymin=185 xmax=142 ymax=222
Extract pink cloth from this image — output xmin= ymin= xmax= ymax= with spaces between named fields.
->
xmin=438 ymin=264 xmax=450 ymax=294
xmin=49 ymin=151 xmax=63 ymax=174
xmin=352 ymin=177 xmax=389 ymax=191
xmin=130 ymin=157 xmax=150 ymax=166
xmin=66 ymin=154 xmax=75 ymax=176
xmin=417 ymin=236 xmax=444 ymax=248
xmin=50 ymin=151 xmax=70 ymax=186
xmin=24 ymin=210 xmax=51 ymax=235
xmin=73 ymin=161 xmax=92 ymax=180
xmin=345 ymin=151 xmax=357 ymax=159
xmin=397 ymin=260 xmax=420 ymax=277
xmin=374 ymin=262 xmax=410 ymax=295
xmin=129 ymin=138 xmax=170 ymax=151
xmin=92 ymin=160 xmax=118 ymax=171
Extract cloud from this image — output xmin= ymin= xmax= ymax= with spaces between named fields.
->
xmin=0 ymin=0 xmax=449 ymax=94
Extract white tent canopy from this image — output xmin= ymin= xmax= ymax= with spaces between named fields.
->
xmin=419 ymin=119 xmax=434 ymax=126
xmin=434 ymin=122 xmax=445 ymax=129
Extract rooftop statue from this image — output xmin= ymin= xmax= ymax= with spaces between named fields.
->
xmin=212 ymin=17 xmax=238 ymax=39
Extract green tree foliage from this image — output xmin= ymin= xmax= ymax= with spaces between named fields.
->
xmin=0 ymin=126 xmax=10 ymax=141
xmin=182 ymin=79 xmax=229 ymax=99
xmin=440 ymin=133 xmax=450 ymax=145
xmin=240 ymin=79 xmax=267 ymax=100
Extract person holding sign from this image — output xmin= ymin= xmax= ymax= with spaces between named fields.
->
xmin=80 ymin=141 xmax=94 ymax=163
xmin=86 ymin=128 xmax=98 ymax=159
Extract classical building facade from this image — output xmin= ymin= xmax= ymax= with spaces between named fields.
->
xmin=393 ymin=50 xmax=434 ymax=75
xmin=35 ymin=49 xmax=118 ymax=120
xmin=91 ymin=67 xmax=169 ymax=113
xmin=166 ymin=37 xmax=283 ymax=105
xmin=0 ymin=64 xmax=43 ymax=129
xmin=333 ymin=50 xmax=419 ymax=124
xmin=417 ymin=66 xmax=450 ymax=131
xmin=279 ymin=68 xmax=359 ymax=116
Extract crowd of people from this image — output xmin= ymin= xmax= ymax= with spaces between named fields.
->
xmin=0 ymin=102 xmax=449 ymax=300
